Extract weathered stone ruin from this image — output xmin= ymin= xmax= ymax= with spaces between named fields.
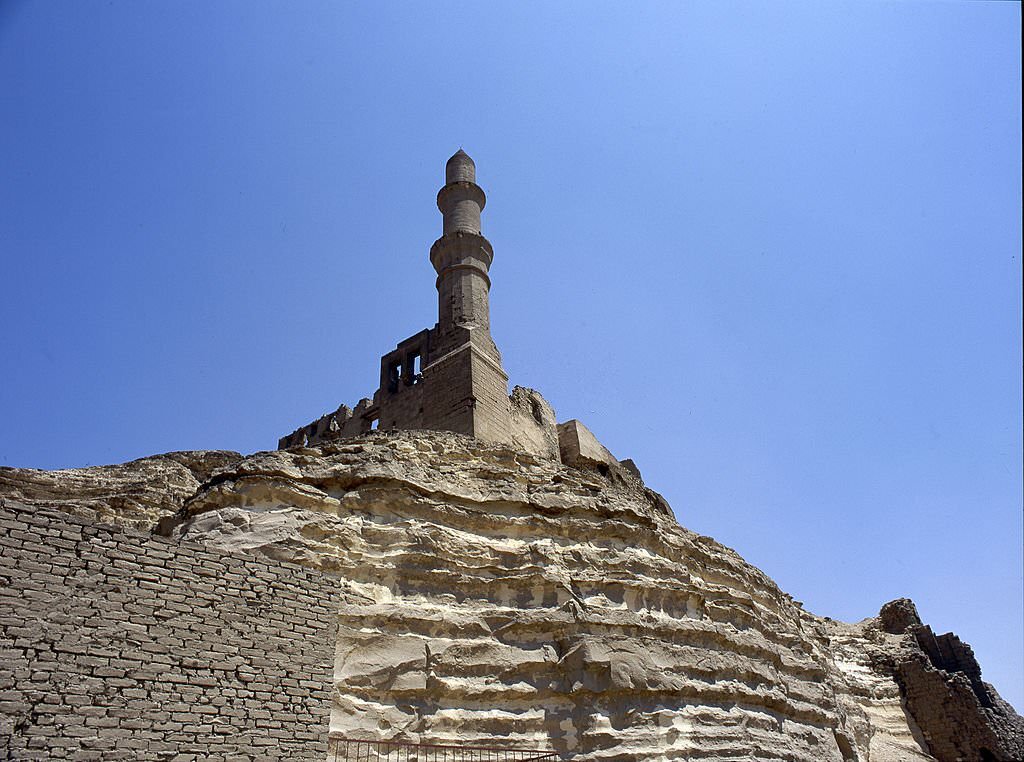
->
xmin=875 ymin=599 xmax=1024 ymax=761
xmin=2 ymin=153 xmax=1022 ymax=761
xmin=278 ymin=150 xmax=625 ymax=477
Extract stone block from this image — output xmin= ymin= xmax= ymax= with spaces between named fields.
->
xmin=557 ymin=419 xmax=619 ymax=472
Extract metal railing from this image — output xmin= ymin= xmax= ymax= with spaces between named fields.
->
xmin=328 ymin=737 xmax=559 ymax=761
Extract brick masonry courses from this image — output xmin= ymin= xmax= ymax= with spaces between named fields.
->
xmin=0 ymin=501 xmax=338 ymax=761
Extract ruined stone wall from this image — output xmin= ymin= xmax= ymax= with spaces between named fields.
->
xmin=279 ymin=399 xmax=375 ymax=449
xmin=378 ymin=377 xmax=426 ymax=432
xmin=0 ymin=502 xmax=338 ymax=761
xmin=466 ymin=345 xmax=514 ymax=443
xmin=887 ymin=623 xmax=1024 ymax=761
xmin=420 ymin=344 xmax=479 ymax=437
xmin=508 ymin=386 xmax=560 ymax=461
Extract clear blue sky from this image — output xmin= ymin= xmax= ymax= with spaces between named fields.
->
xmin=1 ymin=2 xmax=1021 ymax=708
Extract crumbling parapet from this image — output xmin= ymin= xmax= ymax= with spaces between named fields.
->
xmin=557 ymin=419 xmax=618 ymax=470
xmin=555 ymin=418 xmax=642 ymax=484
xmin=879 ymin=596 xmax=922 ymax=634
xmin=508 ymin=386 xmax=560 ymax=460
xmin=278 ymin=398 xmax=378 ymax=449
xmin=279 ymin=384 xmax=642 ymax=483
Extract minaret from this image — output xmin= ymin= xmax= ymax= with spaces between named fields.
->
xmin=430 ymin=150 xmax=498 ymax=357
xmin=418 ymin=149 xmax=511 ymax=441
xmin=279 ymin=151 xmax=556 ymax=455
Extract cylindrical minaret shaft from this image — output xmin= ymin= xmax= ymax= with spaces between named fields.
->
xmin=440 ymin=150 xmax=485 ymax=234
xmin=430 ymin=149 xmax=494 ymax=333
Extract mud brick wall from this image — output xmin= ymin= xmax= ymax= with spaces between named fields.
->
xmin=0 ymin=501 xmax=338 ymax=761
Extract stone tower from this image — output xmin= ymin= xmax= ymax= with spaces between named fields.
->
xmin=278 ymin=151 xmax=630 ymax=471
xmin=362 ymin=149 xmax=512 ymax=442
xmin=417 ymin=149 xmax=511 ymax=442
xmin=280 ymin=150 xmax=530 ymax=449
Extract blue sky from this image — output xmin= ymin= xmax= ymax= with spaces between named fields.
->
xmin=1 ymin=2 xmax=1021 ymax=708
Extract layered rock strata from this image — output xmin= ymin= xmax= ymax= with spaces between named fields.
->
xmin=2 ymin=431 xmax=1021 ymax=761
xmin=0 ymin=451 xmax=241 ymax=530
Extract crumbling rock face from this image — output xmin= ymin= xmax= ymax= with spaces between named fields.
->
xmin=878 ymin=597 xmax=923 ymax=635
xmin=826 ymin=607 xmax=1024 ymax=762
xmin=859 ymin=601 xmax=1024 ymax=761
xmin=0 ymin=450 xmax=241 ymax=530
xmin=2 ymin=431 xmax=1020 ymax=761
xmin=158 ymin=431 xmax=1018 ymax=761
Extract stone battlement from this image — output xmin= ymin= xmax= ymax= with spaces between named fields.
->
xmin=278 ymin=386 xmax=633 ymax=481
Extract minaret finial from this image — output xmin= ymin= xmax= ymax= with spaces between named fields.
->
xmin=438 ymin=150 xmax=485 ymax=236
xmin=445 ymin=148 xmax=476 ymax=184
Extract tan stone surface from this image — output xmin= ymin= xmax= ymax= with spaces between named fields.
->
xmin=509 ymin=386 xmax=561 ymax=462
xmin=163 ymin=431 xmax=938 ymax=760
xmin=0 ymin=450 xmax=240 ymax=530
xmin=0 ymin=502 xmax=337 ymax=760
xmin=556 ymin=419 xmax=620 ymax=473
xmin=4 ymin=431 xmax=1020 ymax=760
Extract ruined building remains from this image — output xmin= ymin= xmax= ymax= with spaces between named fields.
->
xmin=3 ymin=151 xmax=1022 ymax=762
xmin=279 ymin=151 xmax=626 ymax=475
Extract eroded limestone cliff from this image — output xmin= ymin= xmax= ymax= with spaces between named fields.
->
xmin=2 ymin=431 xmax=1021 ymax=761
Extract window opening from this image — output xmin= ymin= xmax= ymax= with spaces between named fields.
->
xmin=387 ymin=360 xmax=401 ymax=393
xmin=409 ymin=351 xmax=422 ymax=385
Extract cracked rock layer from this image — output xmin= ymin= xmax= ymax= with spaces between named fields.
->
xmin=3 ymin=431 xmax=1021 ymax=761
